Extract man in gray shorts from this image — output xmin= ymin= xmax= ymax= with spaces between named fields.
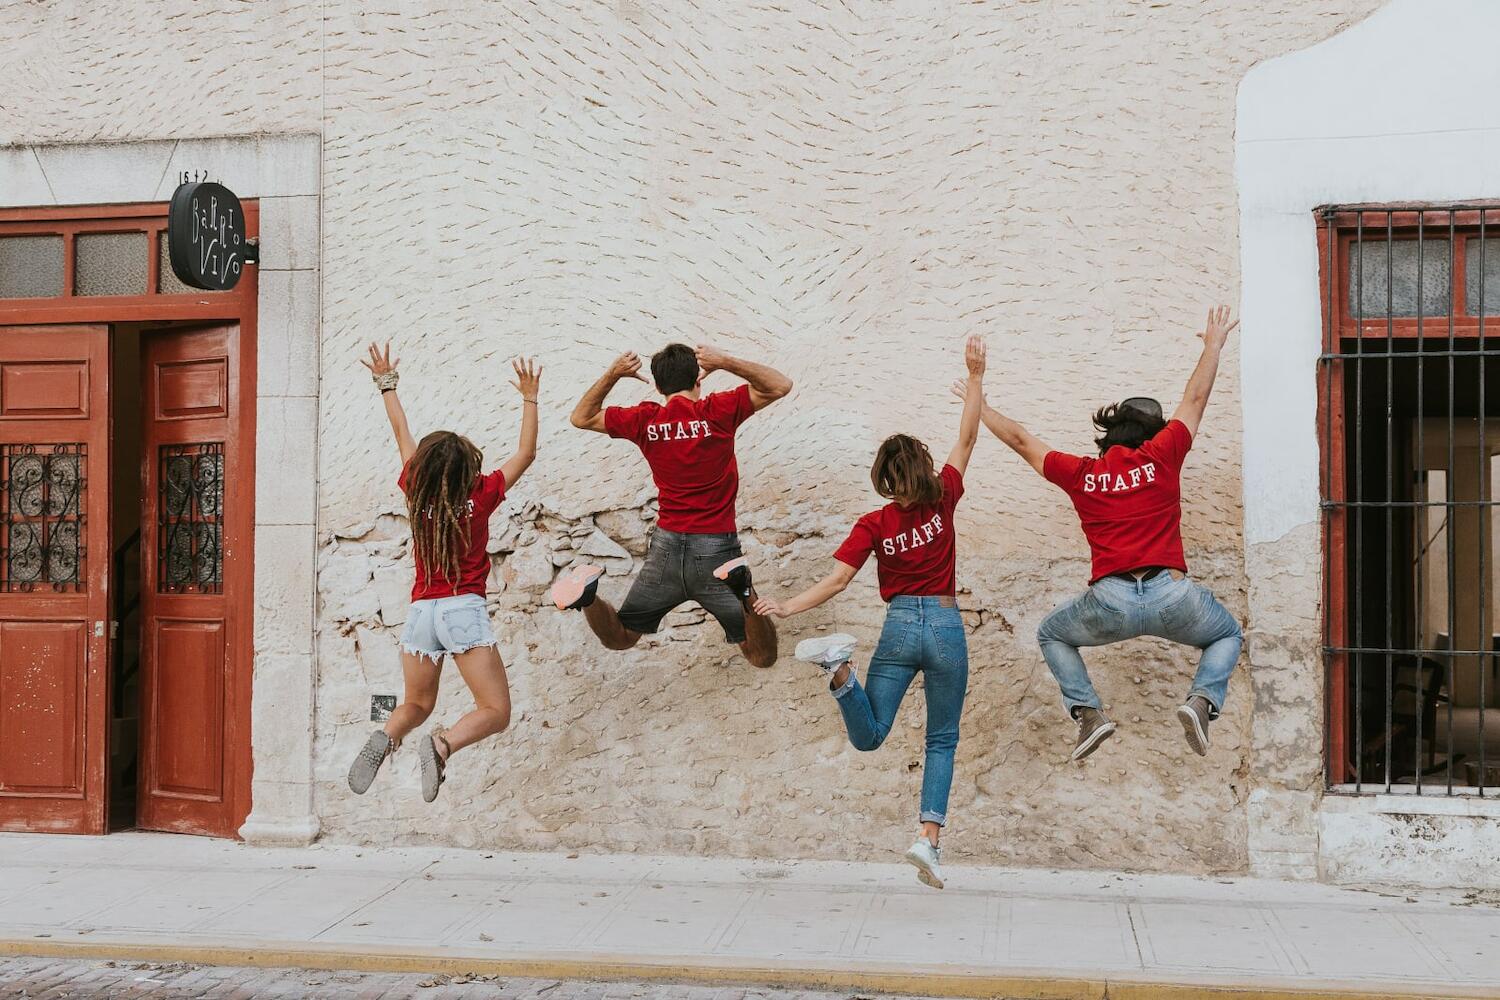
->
xmin=552 ymin=342 xmax=792 ymax=667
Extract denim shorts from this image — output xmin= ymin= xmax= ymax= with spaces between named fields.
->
xmin=618 ymin=528 xmax=746 ymax=644
xmin=399 ymin=593 xmax=496 ymax=662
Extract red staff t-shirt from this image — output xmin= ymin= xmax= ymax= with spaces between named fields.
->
xmin=605 ymin=384 xmax=755 ymax=534
xmin=1042 ymin=420 xmax=1193 ymax=584
xmin=398 ymin=466 xmax=507 ymax=601
xmin=833 ymin=464 xmax=964 ymax=601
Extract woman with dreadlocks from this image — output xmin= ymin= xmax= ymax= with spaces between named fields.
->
xmin=346 ymin=341 xmax=540 ymax=803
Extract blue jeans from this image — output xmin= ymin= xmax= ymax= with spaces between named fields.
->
xmin=1037 ymin=573 xmax=1242 ymax=720
xmin=831 ymin=596 xmax=968 ymax=826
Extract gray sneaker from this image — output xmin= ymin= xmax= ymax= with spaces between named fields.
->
xmin=1177 ymin=696 xmax=1213 ymax=756
xmin=1070 ymin=707 xmax=1117 ymax=762
xmin=418 ymin=730 xmax=449 ymax=803
xmin=347 ymin=731 xmax=393 ymax=795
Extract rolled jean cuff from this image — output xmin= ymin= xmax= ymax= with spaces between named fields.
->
xmin=1188 ymin=689 xmax=1222 ymax=720
xmin=830 ymin=670 xmax=858 ymax=699
xmin=1063 ymin=696 xmax=1103 ymax=719
xmin=919 ymin=810 xmax=947 ymax=827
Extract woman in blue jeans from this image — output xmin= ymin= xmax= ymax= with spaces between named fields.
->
xmin=754 ymin=337 xmax=985 ymax=890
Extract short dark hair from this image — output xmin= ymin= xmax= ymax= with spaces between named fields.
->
xmin=651 ymin=343 xmax=699 ymax=395
xmin=1092 ymin=403 xmax=1166 ymax=456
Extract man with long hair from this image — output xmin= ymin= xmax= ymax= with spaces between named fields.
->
xmin=963 ymin=306 xmax=1242 ymax=762
xmin=552 ymin=343 xmax=791 ymax=669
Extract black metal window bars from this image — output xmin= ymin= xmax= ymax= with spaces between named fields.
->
xmin=1321 ymin=203 xmax=1500 ymax=795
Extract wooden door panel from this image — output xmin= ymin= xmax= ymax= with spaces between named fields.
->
xmin=148 ymin=618 xmax=224 ymax=799
xmin=0 ymin=362 xmax=89 ymax=418
xmin=0 ymin=620 xmax=86 ymax=794
xmin=139 ymin=324 xmax=245 ymax=838
xmin=0 ymin=325 xmax=110 ymax=834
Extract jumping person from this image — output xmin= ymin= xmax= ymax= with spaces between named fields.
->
xmin=347 ymin=342 xmax=540 ymax=802
xmin=753 ymin=337 xmax=986 ymax=890
xmin=960 ymin=306 xmax=1242 ymax=762
xmin=551 ymin=343 xmax=792 ymax=668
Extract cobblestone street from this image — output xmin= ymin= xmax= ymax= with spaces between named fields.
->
xmin=0 ymin=957 xmax=949 ymax=1000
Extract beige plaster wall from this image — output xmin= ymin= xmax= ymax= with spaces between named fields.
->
xmin=0 ymin=1 xmax=1384 ymax=872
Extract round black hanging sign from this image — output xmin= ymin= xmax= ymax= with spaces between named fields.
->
xmin=168 ymin=181 xmax=249 ymax=291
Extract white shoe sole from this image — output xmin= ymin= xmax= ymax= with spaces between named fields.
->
xmin=1177 ymin=705 xmax=1209 ymax=756
xmin=794 ymin=633 xmax=857 ymax=666
xmin=1070 ymin=721 xmax=1117 ymax=761
xmin=903 ymin=846 xmax=944 ymax=890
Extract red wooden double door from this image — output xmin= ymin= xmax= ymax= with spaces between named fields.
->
xmin=0 ymin=324 xmax=250 ymax=836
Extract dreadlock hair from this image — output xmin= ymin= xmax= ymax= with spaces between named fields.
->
xmin=404 ymin=430 xmax=483 ymax=585
xmin=871 ymin=434 xmax=944 ymax=508
xmin=1092 ymin=403 xmax=1167 ymax=456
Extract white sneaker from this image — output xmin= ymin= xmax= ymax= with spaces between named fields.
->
xmin=793 ymin=634 xmax=857 ymax=676
xmin=904 ymin=838 xmax=944 ymax=890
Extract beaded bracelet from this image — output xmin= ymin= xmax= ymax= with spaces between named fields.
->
xmin=373 ymin=371 xmax=399 ymax=393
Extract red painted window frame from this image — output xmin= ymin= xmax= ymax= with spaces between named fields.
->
xmin=1318 ymin=204 xmax=1498 ymax=786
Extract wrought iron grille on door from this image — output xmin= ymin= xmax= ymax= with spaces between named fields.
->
xmin=1 ymin=443 xmax=86 ymax=592
xmin=1320 ymin=204 xmax=1500 ymax=795
xmin=157 ymin=442 xmax=223 ymax=595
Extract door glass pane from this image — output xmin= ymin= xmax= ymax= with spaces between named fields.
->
xmin=1348 ymin=239 xmax=1451 ymax=317
xmin=1 ymin=443 xmax=86 ymax=592
xmin=0 ymin=236 xmax=64 ymax=298
xmin=158 ymin=442 xmax=223 ymax=594
xmin=1466 ymin=236 xmax=1500 ymax=315
xmin=75 ymin=232 xmax=148 ymax=296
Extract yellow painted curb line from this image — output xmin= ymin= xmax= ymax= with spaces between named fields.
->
xmin=1 ymin=938 xmax=1495 ymax=1000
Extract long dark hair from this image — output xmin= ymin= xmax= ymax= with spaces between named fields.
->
xmin=871 ymin=434 xmax=944 ymax=507
xmin=404 ymin=430 xmax=483 ymax=583
xmin=1092 ymin=404 xmax=1166 ymax=456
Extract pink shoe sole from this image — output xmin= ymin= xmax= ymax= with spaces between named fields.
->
xmin=713 ymin=556 xmax=747 ymax=580
xmin=551 ymin=564 xmax=604 ymax=610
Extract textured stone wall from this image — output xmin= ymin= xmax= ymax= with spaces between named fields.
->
xmin=0 ymin=1 xmax=1385 ymax=872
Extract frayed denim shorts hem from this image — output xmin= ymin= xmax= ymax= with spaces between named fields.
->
xmin=399 ymin=593 xmax=496 ymax=663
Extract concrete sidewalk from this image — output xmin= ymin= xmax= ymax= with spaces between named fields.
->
xmin=1 ymin=833 xmax=1497 ymax=999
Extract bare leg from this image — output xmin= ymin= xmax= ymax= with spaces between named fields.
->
xmin=384 ymin=650 xmax=441 ymax=747
xmin=583 ymin=596 xmax=644 ymax=651
xmin=737 ymin=588 xmax=778 ymax=669
xmin=921 ymin=820 xmax=941 ymax=847
xmin=438 ymin=644 xmax=513 ymax=757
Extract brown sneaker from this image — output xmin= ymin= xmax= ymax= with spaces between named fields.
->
xmin=1070 ymin=707 xmax=1117 ymax=762
xmin=1177 ymin=696 xmax=1212 ymax=757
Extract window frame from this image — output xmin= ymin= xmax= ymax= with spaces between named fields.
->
xmin=1318 ymin=202 xmax=1498 ymax=792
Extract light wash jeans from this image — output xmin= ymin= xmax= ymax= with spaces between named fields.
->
xmin=831 ymin=596 xmax=969 ymax=826
xmin=1037 ymin=573 xmax=1242 ymax=719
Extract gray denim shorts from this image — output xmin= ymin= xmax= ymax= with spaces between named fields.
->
xmin=399 ymin=593 xmax=496 ymax=663
xmin=618 ymin=528 xmax=746 ymax=644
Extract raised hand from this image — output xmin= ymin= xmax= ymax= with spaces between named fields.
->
xmin=752 ymin=595 xmax=789 ymax=619
xmin=360 ymin=340 xmax=399 ymax=376
xmin=609 ymin=351 xmax=647 ymax=382
xmin=950 ymin=379 xmax=987 ymax=407
xmin=965 ymin=335 xmax=987 ymax=378
xmin=694 ymin=343 xmax=730 ymax=374
xmin=1199 ymin=305 xmax=1239 ymax=353
xmin=510 ymin=357 xmax=542 ymax=401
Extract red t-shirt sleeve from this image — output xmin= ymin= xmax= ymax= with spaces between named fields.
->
xmin=940 ymin=463 xmax=964 ymax=510
xmin=1043 ymin=451 xmax=1088 ymax=490
xmin=474 ymin=469 xmax=507 ymax=516
xmin=832 ymin=516 xmax=877 ymax=572
xmin=705 ymin=384 xmax=754 ymax=429
xmin=1142 ymin=419 xmax=1193 ymax=471
xmin=604 ymin=402 xmax=646 ymax=442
